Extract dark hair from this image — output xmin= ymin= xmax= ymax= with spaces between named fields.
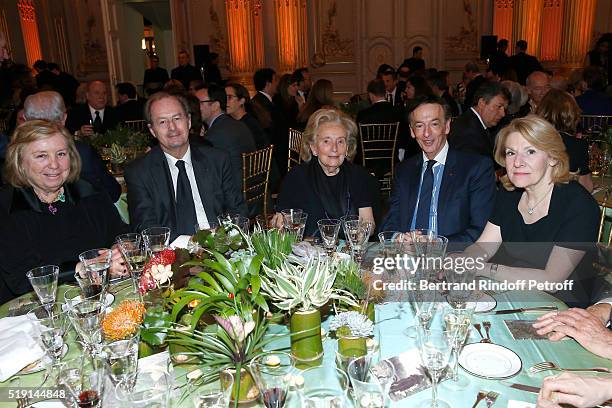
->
xmin=429 ymin=73 xmax=449 ymax=91
xmin=583 ymin=66 xmax=606 ymax=91
xmin=407 ymin=75 xmax=433 ymax=98
xmin=376 ymin=64 xmax=395 ymax=78
xmin=381 ymin=69 xmax=397 ymax=80
xmin=397 ymin=64 xmax=410 ymax=79
xmin=407 ymin=94 xmax=450 ymax=123
xmin=297 ymin=79 xmax=335 ymax=123
xmin=413 ymin=46 xmax=423 ymax=55
xmin=464 ymin=61 xmax=480 ymax=74
xmin=144 ymin=91 xmax=191 ymax=124
xmin=292 ymin=67 xmax=308 ymax=83
xmin=116 ymin=82 xmax=137 ymax=99
xmin=497 ymin=39 xmax=508 ymax=49
xmin=277 ymin=74 xmax=297 ymax=104
xmin=367 ymin=79 xmax=386 ymax=97
xmin=253 ymin=68 xmax=276 ymax=91
xmin=516 ymin=40 xmax=528 ymax=51
xmin=227 ymin=82 xmax=271 ymax=128
xmin=472 ymin=80 xmax=512 ymax=107
xmin=202 ymin=83 xmax=227 ymax=111
xmin=47 ymin=62 xmax=60 ymax=72
xmin=33 ymin=60 xmax=47 ymax=71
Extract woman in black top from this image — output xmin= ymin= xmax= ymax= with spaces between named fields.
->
xmin=0 ymin=121 xmax=128 ymax=303
xmin=274 ymin=109 xmax=377 ymax=237
xmin=225 ymin=83 xmax=271 ymax=149
xmin=464 ymin=116 xmax=599 ymax=306
xmin=536 ymin=88 xmax=593 ymax=192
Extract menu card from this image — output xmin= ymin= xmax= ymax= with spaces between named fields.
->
xmin=504 ymin=320 xmax=548 ymax=340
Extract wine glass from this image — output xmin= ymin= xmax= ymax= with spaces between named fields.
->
xmin=255 ymin=214 xmax=276 ymax=231
xmin=318 ymin=219 xmax=341 ymax=256
xmin=58 ymin=355 xmax=107 ymax=408
xmin=217 ymin=213 xmax=249 ymax=233
xmin=299 ymin=366 xmax=349 ymax=407
xmin=26 ymin=303 xmax=69 ymax=385
xmin=65 ymin=293 xmax=106 ymax=355
xmin=250 ymin=351 xmax=295 ymax=408
xmin=416 ymin=329 xmax=453 ymax=408
xmin=343 ymin=220 xmax=372 ymax=264
xmin=142 ymin=226 xmax=171 ymax=254
xmin=378 ymin=231 xmax=404 ymax=260
xmin=116 ymin=234 xmax=147 ymax=292
xmin=347 ymin=357 xmax=395 ymax=408
xmin=282 ymin=209 xmax=308 ymax=241
xmin=26 ymin=265 xmax=59 ymax=314
xmin=77 ymin=249 xmax=112 ymax=300
xmin=442 ymin=307 xmax=473 ymax=390
xmin=192 ymin=369 xmax=234 ymax=408
xmin=114 ymin=366 xmax=172 ymax=407
xmin=101 ymin=334 xmax=140 ymax=392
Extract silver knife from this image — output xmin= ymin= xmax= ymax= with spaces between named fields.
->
xmin=503 ymin=382 xmax=612 ymax=407
xmin=489 ymin=306 xmax=558 ymax=315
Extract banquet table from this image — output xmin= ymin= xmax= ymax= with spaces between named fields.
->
xmin=1 ymin=246 xmax=611 ymax=408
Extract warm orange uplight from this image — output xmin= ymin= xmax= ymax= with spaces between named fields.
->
xmin=225 ymin=0 xmax=264 ymax=72
xmin=493 ymin=0 xmax=514 ymax=45
xmin=17 ymin=0 xmax=42 ymax=67
xmin=274 ymin=0 xmax=308 ymax=72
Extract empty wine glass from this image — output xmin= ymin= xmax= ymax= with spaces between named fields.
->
xmin=101 ymin=334 xmax=140 ymax=391
xmin=26 ymin=265 xmax=59 ymax=314
xmin=416 ymin=329 xmax=453 ymax=408
xmin=347 ymin=357 xmax=395 ymax=408
xmin=282 ymin=209 xmax=308 ymax=241
xmin=142 ymin=226 xmax=171 ymax=254
xmin=318 ymin=219 xmax=341 ymax=256
xmin=250 ymin=351 xmax=295 ymax=408
xmin=442 ymin=307 xmax=472 ymax=390
xmin=299 ymin=366 xmax=349 ymax=407
xmin=27 ymin=303 xmax=69 ymax=384
xmin=65 ymin=295 xmax=106 ymax=355
xmin=343 ymin=220 xmax=372 ymax=264
xmin=192 ymin=369 xmax=234 ymax=408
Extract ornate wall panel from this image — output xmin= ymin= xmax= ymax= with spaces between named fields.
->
xmin=540 ymin=0 xmax=562 ymax=61
xmin=274 ymin=0 xmax=308 ymax=72
xmin=225 ymin=0 xmax=264 ymax=73
xmin=17 ymin=0 xmax=42 ymax=66
xmin=493 ymin=0 xmax=513 ymax=42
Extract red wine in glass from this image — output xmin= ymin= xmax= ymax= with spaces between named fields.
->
xmin=262 ymin=387 xmax=286 ymax=408
xmin=78 ymin=390 xmax=99 ymax=407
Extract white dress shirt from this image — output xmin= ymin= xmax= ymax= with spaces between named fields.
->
xmin=88 ymin=105 xmax=104 ymax=122
xmin=163 ymin=146 xmax=210 ymax=229
xmin=259 ymin=91 xmax=273 ymax=103
xmin=470 ymin=107 xmax=487 ymax=130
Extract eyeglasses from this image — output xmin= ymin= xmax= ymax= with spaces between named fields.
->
xmin=199 ymin=99 xmax=215 ymax=104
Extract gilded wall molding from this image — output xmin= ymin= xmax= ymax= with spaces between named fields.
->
xmin=209 ymin=3 xmax=228 ymax=67
xmin=445 ymin=0 xmax=478 ymax=57
xmin=312 ymin=0 xmax=353 ymax=67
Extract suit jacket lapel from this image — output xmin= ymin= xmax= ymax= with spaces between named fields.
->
xmin=403 ymin=157 xmax=422 ymax=229
xmin=190 ymin=145 xmax=216 ymax=219
xmin=150 ymin=147 xmax=177 ymax=228
xmin=437 ymin=148 xmax=457 ymax=221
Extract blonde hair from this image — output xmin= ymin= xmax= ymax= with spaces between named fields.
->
xmin=536 ymin=89 xmax=582 ymax=134
xmin=494 ymin=115 xmax=571 ymax=191
xmin=4 ymin=120 xmax=81 ymax=188
xmin=300 ymin=108 xmax=358 ymax=162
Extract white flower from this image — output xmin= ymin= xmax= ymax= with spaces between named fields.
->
xmin=329 ymin=311 xmax=374 ymax=338
xmin=150 ymin=264 xmax=173 ymax=284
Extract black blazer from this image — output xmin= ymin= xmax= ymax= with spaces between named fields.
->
xmin=449 ymin=109 xmax=494 ymax=159
xmin=205 ymin=114 xmax=257 ymax=191
xmin=65 ymin=104 xmax=119 ymax=134
xmin=116 ymin=99 xmax=145 ymax=122
xmin=252 ymin=92 xmax=288 ymax=176
xmin=124 ymin=143 xmax=247 ymax=240
xmin=356 ymin=101 xmax=400 ymax=124
xmin=76 ymin=141 xmax=122 ymax=202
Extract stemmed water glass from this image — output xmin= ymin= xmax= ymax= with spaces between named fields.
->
xmin=64 ymin=288 xmax=107 ymax=355
xmin=26 ymin=265 xmax=59 ymax=314
xmin=27 ymin=303 xmax=69 ymax=385
xmin=217 ymin=213 xmax=250 ymax=233
xmin=282 ymin=209 xmax=308 ymax=241
xmin=378 ymin=231 xmax=404 ymax=260
xmin=101 ymin=334 xmax=140 ymax=392
xmin=250 ymin=351 xmax=295 ymax=408
xmin=347 ymin=357 xmax=395 ymax=408
xmin=343 ymin=220 xmax=372 ymax=264
xmin=318 ymin=219 xmax=341 ymax=256
xmin=142 ymin=226 xmax=171 ymax=255
xmin=114 ymin=366 xmax=172 ymax=407
xmin=416 ymin=329 xmax=453 ymax=408
xmin=443 ymin=307 xmax=473 ymax=390
xmin=116 ymin=234 xmax=148 ymax=292
xmin=77 ymin=249 xmax=112 ymax=300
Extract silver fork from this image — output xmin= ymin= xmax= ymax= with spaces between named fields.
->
xmin=485 ymin=391 xmax=499 ymax=407
xmin=529 ymin=361 xmax=611 ymax=374
xmin=16 ymin=396 xmax=29 ymax=408
xmin=482 ymin=321 xmax=492 ymax=343
xmin=471 ymin=390 xmax=487 ymax=408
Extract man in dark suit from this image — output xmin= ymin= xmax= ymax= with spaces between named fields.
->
xmin=23 ymin=91 xmax=121 ymax=202
xmin=509 ymin=40 xmax=543 ymax=85
xmin=382 ymin=95 xmax=495 ymax=243
xmin=143 ymin=55 xmax=169 ymax=96
xmin=489 ymin=39 xmax=510 ymax=77
xmin=402 ymin=46 xmax=426 ymax=74
xmin=195 ymin=83 xmax=256 ymax=195
xmin=171 ymin=50 xmax=202 ymax=89
xmin=381 ymin=69 xmax=404 ymax=108
xmin=47 ymin=63 xmax=79 ymax=108
xmin=429 ymin=72 xmax=460 ymax=118
xmin=575 ymin=66 xmax=612 ymax=116
xmin=115 ymin=82 xmax=145 ymax=122
xmin=124 ymin=92 xmax=247 ymax=240
xmin=450 ymin=80 xmax=511 ymax=160
xmin=65 ymin=80 xmax=119 ymax=136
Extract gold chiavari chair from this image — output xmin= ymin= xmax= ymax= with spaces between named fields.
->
xmin=287 ymin=128 xmax=303 ymax=172
xmin=123 ymin=120 xmax=148 ymax=133
xmin=598 ymin=190 xmax=612 ymax=246
xmin=242 ymin=145 xmax=274 ymax=218
xmin=358 ymin=122 xmax=400 ymax=194
xmin=579 ymin=115 xmax=612 ymax=140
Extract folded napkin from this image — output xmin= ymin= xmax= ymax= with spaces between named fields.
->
xmin=507 ymin=401 xmax=535 ymax=408
xmin=0 ymin=315 xmax=45 ymax=382
xmin=170 ymin=235 xmax=191 ymax=249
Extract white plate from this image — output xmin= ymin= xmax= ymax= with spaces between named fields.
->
xmin=459 ymin=342 xmax=522 ymax=379
xmin=19 ymin=344 xmax=69 ymax=375
xmin=469 ymin=292 xmax=497 ymax=313
xmin=62 ymin=293 xmax=115 ymax=311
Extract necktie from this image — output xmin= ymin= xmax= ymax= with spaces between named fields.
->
xmin=175 ymin=160 xmax=198 ymax=235
xmin=93 ymin=110 xmax=103 ymax=133
xmin=415 ymin=160 xmax=436 ymax=230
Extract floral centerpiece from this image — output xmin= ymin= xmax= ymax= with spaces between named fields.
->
xmin=334 ymin=258 xmax=382 ymax=321
xmin=101 ymin=299 xmax=146 ymax=341
xmin=329 ymin=310 xmax=374 ymax=358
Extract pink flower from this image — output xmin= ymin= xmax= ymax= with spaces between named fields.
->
xmin=214 ymin=315 xmax=255 ymax=345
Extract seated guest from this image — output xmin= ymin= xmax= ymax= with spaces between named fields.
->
xmin=296 ymin=79 xmax=336 ymax=130
xmin=381 ymin=69 xmax=403 ymax=108
xmin=115 ymin=82 xmax=145 ymax=122
xmin=575 ymin=66 xmax=612 ymax=115
xmin=526 ymin=71 xmax=551 ymax=112
xmin=0 ymin=120 xmax=127 ymax=303
xmin=225 ymin=82 xmax=271 ymax=149
xmin=273 ymin=109 xmax=377 ymax=237
xmin=171 ymin=50 xmax=202 ymax=90
xmin=143 ymin=55 xmax=169 ymax=96
xmin=195 ymin=84 xmax=256 ymax=192
xmin=464 ymin=115 xmax=599 ymax=305
xmin=124 ymin=92 xmax=247 ymax=240
xmin=403 ymin=75 xmax=433 ymax=106
xmin=23 ymin=91 xmax=122 ymax=202
xmin=533 ymin=302 xmax=612 ymax=408
xmin=65 ymin=80 xmax=119 ymax=136
xmin=537 ymin=89 xmax=593 ymax=192
xmin=449 ymin=80 xmax=511 ymax=160
xmin=273 ymin=73 xmax=303 ymax=129
xmin=429 ymin=72 xmax=460 ymax=118
xmin=381 ymin=95 xmax=495 ymax=243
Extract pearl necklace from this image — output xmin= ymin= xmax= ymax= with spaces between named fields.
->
xmin=526 ymin=186 xmax=554 ymax=215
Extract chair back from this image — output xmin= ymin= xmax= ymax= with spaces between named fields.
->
xmin=242 ymin=145 xmax=274 ymax=218
xmin=579 ymin=115 xmax=612 ymax=141
xmin=598 ymin=190 xmax=612 ymax=246
xmin=123 ymin=120 xmax=148 ymax=133
xmin=358 ymin=122 xmax=400 ymax=192
xmin=287 ymin=128 xmax=303 ymax=172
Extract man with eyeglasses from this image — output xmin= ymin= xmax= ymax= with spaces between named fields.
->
xmin=195 ymin=83 xmax=256 ymax=195
xmin=124 ymin=92 xmax=247 ymax=240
